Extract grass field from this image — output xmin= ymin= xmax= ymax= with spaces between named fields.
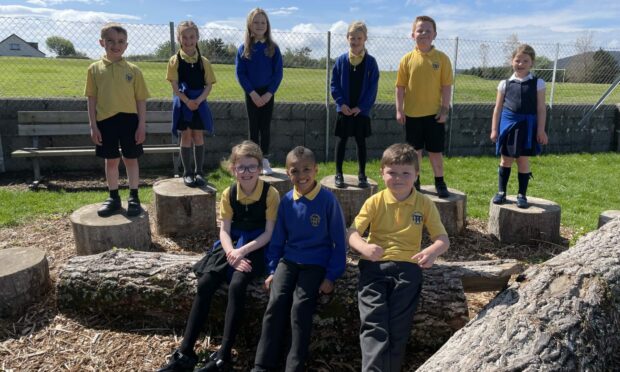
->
xmin=1 ymin=153 xmax=619 ymax=236
xmin=1 ymin=56 xmax=619 ymax=104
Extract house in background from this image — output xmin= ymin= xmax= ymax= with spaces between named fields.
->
xmin=0 ymin=34 xmax=45 ymax=57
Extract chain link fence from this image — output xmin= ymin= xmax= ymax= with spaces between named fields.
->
xmin=2 ymin=16 xmax=620 ymax=108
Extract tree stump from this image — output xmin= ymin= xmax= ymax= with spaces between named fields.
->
xmin=153 ymin=178 xmax=217 ymax=237
xmin=598 ymin=210 xmax=620 ymax=228
xmin=417 ymin=219 xmax=620 ymax=371
xmin=320 ymin=175 xmax=378 ymax=226
xmin=259 ymin=167 xmax=292 ymax=197
xmin=0 ymin=247 xmax=50 ymax=317
xmin=419 ymin=186 xmax=467 ymax=236
xmin=70 ymin=202 xmax=151 ymax=255
xmin=487 ymin=196 xmax=561 ymax=244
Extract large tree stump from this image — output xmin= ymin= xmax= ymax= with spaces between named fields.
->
xmin=418 ymin=219 xmax=620 ymax=371
xmin=260 ymin=167 xmax=292 ymax=197
xmin=153 ymin=178 xmax=217 ymax=237
xmin=57 ymin=250 xmax=521 ymax=355
xmin=598 ymin=210 xmax=620 ymax=228
xmin=70 ymin=203 xmax=151 ymax=255
xmin=0 ymin=247 xmax=50 ymax=317
xmin=419 ymin=186 xmax=467 ymax=236
xmin=320 ymin=175 xmax=378 ymax=226
xmin=487 ymin=196 xmax=561 ymax=244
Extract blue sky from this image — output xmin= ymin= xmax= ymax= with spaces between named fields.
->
xmin=1 ymin=0 xmax=619 ymax=48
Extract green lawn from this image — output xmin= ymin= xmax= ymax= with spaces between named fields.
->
xmin=2 ymin=153 xmax=619 ymax=236
xmin=1 ymin=57 xmax=618 ymax=104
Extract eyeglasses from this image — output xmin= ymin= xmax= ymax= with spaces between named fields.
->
xmin=234 ymin=164 xmax=259 ymax=174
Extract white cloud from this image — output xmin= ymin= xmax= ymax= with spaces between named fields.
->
xmin=26 ymin=0 xmax=105 ymax=5
xmin=0 ymin=5 xmax=140 ymax=22
xmin=268 ymin=7 xmax=299 ymax=16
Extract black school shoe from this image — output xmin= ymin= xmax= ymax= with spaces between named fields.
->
xmin=435 ymin=181 xmax=450 ymax=198
xmin=97 ymin=197 xmax=121 ymax=217
xmin=335 ymin=173 xmax=345 ymax=188
xmin=194 ymin=173 xmax=206 ymax=187
xmin=157 ymin=350 xmax=198 ymax=372
xmin=183 ymin=174 xmax=195 ymax=187
xmin=358 ymin=174 xmax=370 ymax=189
xmin=516 ymin=194 xmax=529 ymax=209
xmin=195 ymin=352 xmax=231 ymax=372
xmin=492 ymin=192 xmax=506 ymax=204
xmin=126 ymin=195 xmax=142 ymax=217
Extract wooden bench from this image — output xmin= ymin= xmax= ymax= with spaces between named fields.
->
xmin=12 ymin=111 xmax=179 ymax=185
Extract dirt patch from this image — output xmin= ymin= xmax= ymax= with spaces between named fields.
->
xmin=0 ymin=184 xmax=573 ymax=371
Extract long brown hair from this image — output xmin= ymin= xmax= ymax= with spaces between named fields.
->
xmin=242 ymin=8 xmax=277 ymax=60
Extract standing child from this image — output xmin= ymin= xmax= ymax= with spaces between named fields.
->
xmin=331 ymin=21 xmax=380 ymax=189
xmin=158 ymin=140 xmax=280 ymax=372
xmin=490 ymin=44 xmax=548 ymax=209
xmin=235 ymin=8 xmax=283 ymax=176
xmin=86 ymin=22 xmax=150 ymax=217
xmin=395 ymin=15 xmax=453 ymax=198
xmin=252 ymin=146 xmax=347 ymax=372
xmin=167 ymin=20 xmax=216 ymax=187
xmin=348 ymin=143 xmax=449 ymax=372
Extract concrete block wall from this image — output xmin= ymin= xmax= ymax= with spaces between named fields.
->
xmin=0 ymin=99 xmax=618 ymax=174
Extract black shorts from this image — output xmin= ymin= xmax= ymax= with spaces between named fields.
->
xmin=499 ymin=120 xmax=536 ymax=158
xmin=404 ymin=115 xmax=445 ymax=153
xmin=96 ymin=113 xmax=143 ymax=159
xmin=177 ymin=111 xmax=204 ymax=131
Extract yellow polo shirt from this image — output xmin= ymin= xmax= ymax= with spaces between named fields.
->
xmin=166 ymin=49 xmax=217 ymax=85
xmin=396 ymin=46 xmax=453 ymax=117
xmin=84 ymin=56 xmax=150 ymax=121
xmin=352 ymin=188 xmax=447 ymax=263
xmin=220 ymin=180 xmax=280 ymax=221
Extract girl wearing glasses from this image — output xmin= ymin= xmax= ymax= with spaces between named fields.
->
xmin=159 ymin=140 xmax=280 ymax=372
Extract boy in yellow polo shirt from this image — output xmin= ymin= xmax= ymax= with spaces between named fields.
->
xmin=348 ymin=142 xmax=449 ymax=371
xmin=85 ymin=22 xmax=150 ymax=217
xmin=395 ymin=15 xmax=453 ymax=198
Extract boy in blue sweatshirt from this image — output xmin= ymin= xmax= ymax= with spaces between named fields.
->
xmin=252 ymin=146 xmax=347 ymax=372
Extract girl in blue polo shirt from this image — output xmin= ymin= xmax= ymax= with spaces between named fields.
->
xmin=490 ymin=44 xmax=548 ymax=209
xmin=331 ymin=21 xmax=379 ymax=189
xmin=235 ymin=8 xmax=283 ymax=176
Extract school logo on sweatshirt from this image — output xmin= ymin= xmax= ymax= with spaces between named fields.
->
xmin=432 ymin=62 xmax=440 ymax=70
xmin=310 ymin=214 xmax=321 ymax=227
xmin=412 ymin=212 xmax=423 ymax=225
xmin=125 ymin=73 xmax=133 ymax=82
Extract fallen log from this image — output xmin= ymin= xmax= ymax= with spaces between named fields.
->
xmin=418 ymin=219 xmax=620 ymax=371
xmin=57 ymin=250 xmax=521 ymax=355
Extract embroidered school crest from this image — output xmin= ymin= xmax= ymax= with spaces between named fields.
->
xmin=310 ymin=213 xmax=321 ymax=227
xmin=432 ymin=62 xmax=440 ymax=70
xmin=412 ymin=212 xmax=423 ymax=225
xmin=125 ymin=73 xmax=133 ymax=82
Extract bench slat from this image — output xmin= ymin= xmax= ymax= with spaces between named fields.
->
xmin=18 ymin=111 xmax=172 ymax=124
xmin=18 ymin=122 xmax=172 ymax=136
xmin=12 ymin=145 xmax=179 ymax=158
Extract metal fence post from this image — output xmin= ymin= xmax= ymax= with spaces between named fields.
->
xmin=448 ymin=36 xmax=459 ymax=156
xmin=169 ymin=22 xmax=176 ymax=55
xmin=325 ymin=31 xmax=331 ymax=162
xmin=550 ymin=43 xmax=560 ymax=109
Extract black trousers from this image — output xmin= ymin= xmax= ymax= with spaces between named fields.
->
xmin=254 ymin=259 xmax=325 ymax=372
xmin=245 ymin=86 xmax=274 ymax=156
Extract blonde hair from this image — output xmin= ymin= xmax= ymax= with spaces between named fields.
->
xmin=380 ymin=143 xmax=419 ymax=172
xmin=243 ymin=8 xmax=277 ymax=59
xmin=286 ymin=146 xmax=316 ymax=167
xmin=177 ymin=20 xmax=200 ymax=43
xmin=347 ymin=21 xmax=368 ymax=38
xmin=229 ymin=140 xmax=263 ymax=170
xmin=100 ymin=22 xmax=127 ymax=39
xmin=512 ymin=44 xmax=536 ymax=63
xmin=413 ymin=15 xmax=437 ymax=32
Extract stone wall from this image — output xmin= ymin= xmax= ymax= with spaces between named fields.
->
xmin=0 ymin=98 xmax=618 ymax=173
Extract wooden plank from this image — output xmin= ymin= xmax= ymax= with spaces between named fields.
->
xmin=18 ymin=111 xmax=172 ymax=124
xmin=18 ymin=122 xmax=172 ymax=136
xmin=11 ymin=145 xmax=179 ymax=158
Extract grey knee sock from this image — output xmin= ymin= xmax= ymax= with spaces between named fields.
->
xmin=194 ymin=145 xmax=204 ymax=175
xmin=180 ymin=146 xmax=192 ymax=176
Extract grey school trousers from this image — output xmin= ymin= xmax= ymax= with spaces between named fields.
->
xmin=357 ymin=259 xmax=423 ymax=372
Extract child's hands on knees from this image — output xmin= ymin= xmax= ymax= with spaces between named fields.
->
xmin=319 ymin=279 xmax=334 ymax=294
xmin=264 ymin=274 xmax=274 ymax=291
xmin=226 ymin=247 xmax=246 ymax=267
xmin=232 ymin=258 xmax=252 ymax=272
xmin=412 ymin=247 xmax=440 ymax=269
